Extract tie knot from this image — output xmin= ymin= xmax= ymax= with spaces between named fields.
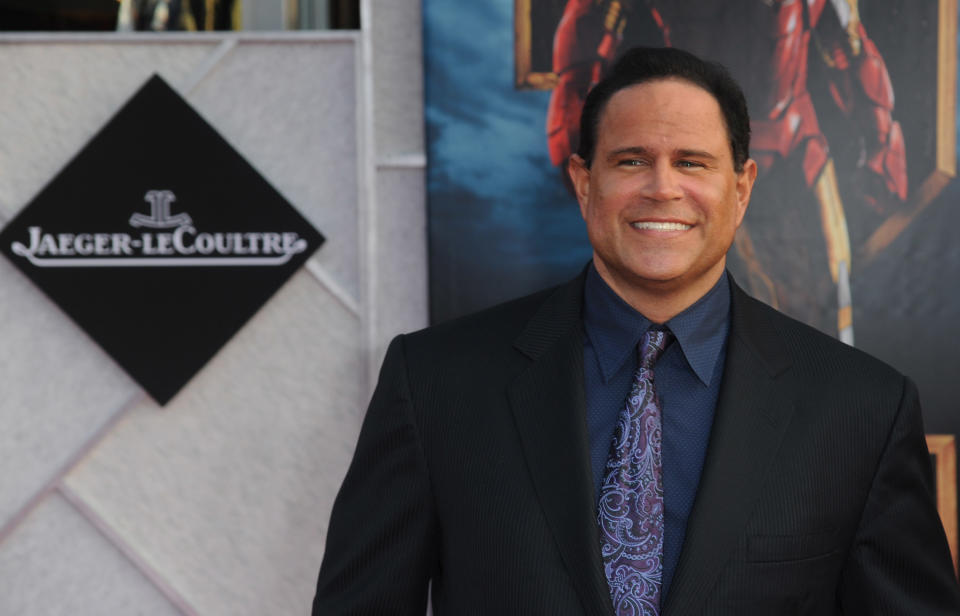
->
xmin=639 ymin=328 xmax=673 ymax=369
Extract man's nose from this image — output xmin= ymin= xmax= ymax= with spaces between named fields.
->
xmin=642 ymin=164 xmax=684 ymax=201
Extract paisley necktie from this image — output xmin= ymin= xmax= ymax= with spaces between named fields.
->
xmin=598 ymin=328 xmax=674 ymax=615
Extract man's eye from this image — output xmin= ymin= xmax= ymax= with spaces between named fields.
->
xmin=677 ymin=160 xmax=703 ymax=168
xmin=619 ymin=159 xmax=644 ymax=166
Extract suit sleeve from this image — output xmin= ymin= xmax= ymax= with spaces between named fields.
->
xmin=839 ymin=376 xmax=960 ymax=614
xmin=313 ymin=335 xmax=438 ymax=615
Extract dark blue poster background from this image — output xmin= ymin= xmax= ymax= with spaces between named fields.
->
xmin=425 ymin=3 xmax=591 ymax=319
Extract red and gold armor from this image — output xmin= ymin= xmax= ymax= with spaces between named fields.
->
xmin=547 ymin=0 xmax=908 ymax=343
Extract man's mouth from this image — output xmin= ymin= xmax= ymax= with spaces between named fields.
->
xmin=630 ymin=221 xmax=692 ymax=231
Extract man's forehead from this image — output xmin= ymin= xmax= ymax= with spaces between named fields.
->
xmin=596 ymin=78 xmax=732 ymax=152
xmin=603 ymin=77 xmax=722 ymax=118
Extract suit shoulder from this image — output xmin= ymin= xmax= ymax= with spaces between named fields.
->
xmin=740 ymin=293 xmax=905 ymax=384
xmin=400 ymin=282 xmax=571 ymax=360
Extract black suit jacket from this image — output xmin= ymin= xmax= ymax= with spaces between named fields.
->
xmin=314 ymin=272 xmax=960 ymax=615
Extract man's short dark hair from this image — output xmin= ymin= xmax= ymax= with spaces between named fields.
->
xmin=576 ymin=47 xmax=751 ymax=172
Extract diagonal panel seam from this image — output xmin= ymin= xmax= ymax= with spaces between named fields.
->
xmin=305 ymin=258 xmax=361 ymax=317
xmin=0 ymin=391 xmax=146 ymax=545
xmin=58 ymin=482 xmax=199 ymax=616
xmin=179 ymin=38 xmax=238 ymax=94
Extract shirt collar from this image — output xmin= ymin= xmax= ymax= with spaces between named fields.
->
xmin=583 ymin=262 xmax=730 ymax=386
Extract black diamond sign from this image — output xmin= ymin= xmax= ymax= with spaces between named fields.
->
xmin=0 ymin=75 xmax=325 ymax=405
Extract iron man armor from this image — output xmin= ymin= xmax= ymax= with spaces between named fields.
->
xmin=547 ymin=0 xmax=908 ymax=343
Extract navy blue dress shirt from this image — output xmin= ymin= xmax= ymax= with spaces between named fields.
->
xmin=582 ymin=263 xmax=730 ymax=601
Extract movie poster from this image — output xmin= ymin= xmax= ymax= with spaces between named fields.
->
xmin=425 ymin=0 xmax=959 ymax=554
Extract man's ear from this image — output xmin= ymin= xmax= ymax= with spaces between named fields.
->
xmin=568 ymin=154 xmax=591 ymax=217
xmin=735 ymin=158 xmax=758 ymax=227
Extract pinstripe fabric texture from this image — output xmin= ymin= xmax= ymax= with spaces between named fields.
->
xmin=314 ymin=271 xmax=960 ymax=615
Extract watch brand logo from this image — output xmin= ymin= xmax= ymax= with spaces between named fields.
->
xmin=0 ymin=75 xmax=325 ymax=405
xmin=12 ymin=189 xmax=308 ymax=268
xmin=131 ymin=190 xmax=192 ymax=228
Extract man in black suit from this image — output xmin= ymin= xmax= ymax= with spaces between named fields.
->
xmin=313 ymin=47 xmax=960 ymax=615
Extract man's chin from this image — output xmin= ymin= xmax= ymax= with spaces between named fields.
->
xmin=609 ymin=262 xmax=726 ymax=297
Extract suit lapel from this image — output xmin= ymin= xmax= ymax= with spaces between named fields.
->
xmin=663 ymin=282 xmax=797 ymax=616
xmin=507 ymin=274 xmax=614 ymax=616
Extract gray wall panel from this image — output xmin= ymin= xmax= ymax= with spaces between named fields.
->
xmin=0 ymin=42 xmax=219 ymax=221
xmin=374 ymin=166 xmax=427 ymax=361
xmin=0 ymin=6 xmax=426 ymax=610
xmin=372 ymin=2 xmax=425 ymax=157
xmin=0 ymin=257 xmax=139 ymax=527
xmin=186 ymin=39 xmax=361 ymax=302
xmin=0 ymin=494 xmax=182 ymax=616
xmin=64 ymin=271 xmax=363 ymax=616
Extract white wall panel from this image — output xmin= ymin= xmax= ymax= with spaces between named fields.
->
xmin=0 ymin=494 xmax=182 ymax=616
xmin=64 ymin=271 xmax=362 ymax=616
xmin=371 ymin=2 xmax=425 ymax=156
xmin=0 ymin=257 xmax=138 ymax=527
xmin=0 ymin=1 xmax=427 ymax=610
xmin=186 ymin=39 xmax=361 ymax=303
xmin=365 ymin=0 xmax=429 ymax=372
xmin=374 ymin=166 xmax=427 ymax=361
xmin=0 ymin=42 xmax=219 ymax=220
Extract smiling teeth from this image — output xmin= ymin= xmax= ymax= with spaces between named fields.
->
xmin=631 ymin=221 xmax=691 ymax=231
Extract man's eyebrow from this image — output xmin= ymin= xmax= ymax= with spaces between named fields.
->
xmin=605 ymin=146 xmax=651 ymax=161
xmin=605 ymin=146 xmax=719 ymax=161
xmin=675 ymin=148 xmax=717 ymax=160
